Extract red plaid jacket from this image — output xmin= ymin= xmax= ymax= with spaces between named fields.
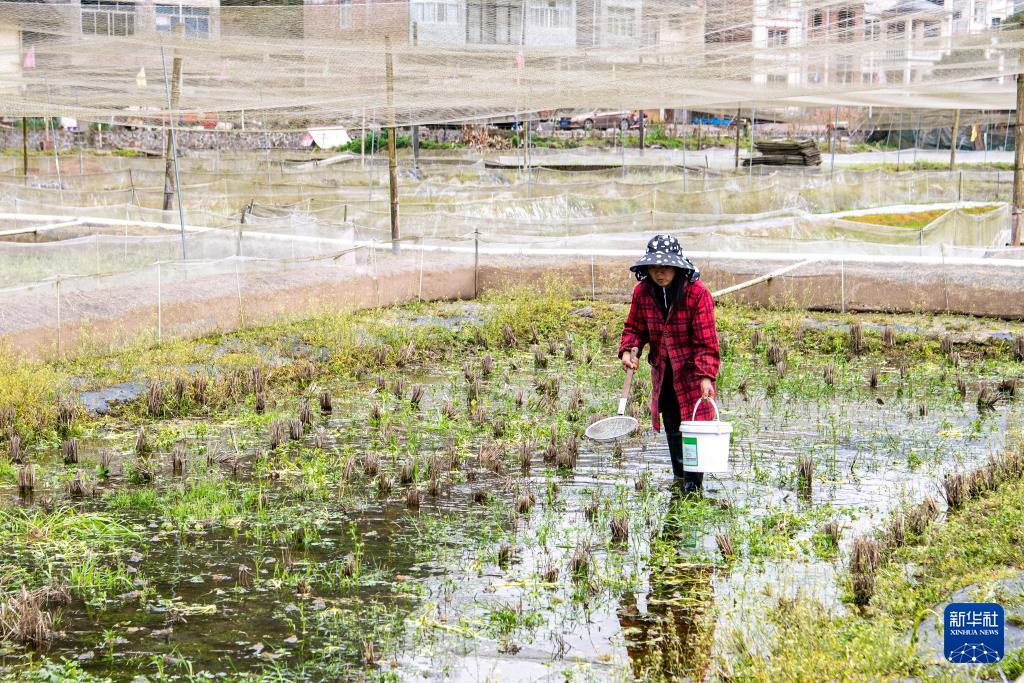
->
xmin=619 ymin=280 xmax=720 ymax=431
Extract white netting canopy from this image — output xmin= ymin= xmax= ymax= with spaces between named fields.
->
xmin=1 ymin=0 xmax=1023 ymax=126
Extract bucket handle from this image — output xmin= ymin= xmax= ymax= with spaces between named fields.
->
xmin=690 ymin=396 xmax=721 ymax=422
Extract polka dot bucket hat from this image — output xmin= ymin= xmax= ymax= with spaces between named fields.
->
xmin=629 ymin=234 xmax=701 ymax=283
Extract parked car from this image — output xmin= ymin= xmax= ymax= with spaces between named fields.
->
xmin=559 ymin=110 xmax=647 ymax=131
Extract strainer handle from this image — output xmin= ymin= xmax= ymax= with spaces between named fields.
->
xmin=618 ymin=347 xmax=639 ymax=416
xmin=690 ymin=397 xmax=720 ymax=422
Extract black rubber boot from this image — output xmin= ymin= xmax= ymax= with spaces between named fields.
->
xmin=681 ymin=471 xmax=704 ymax=496
xmin=665 ymin=430 xmax=687 ymax=479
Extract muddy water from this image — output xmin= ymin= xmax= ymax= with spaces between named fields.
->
xmin=1 ymin=363 xmax=1013 ymax=681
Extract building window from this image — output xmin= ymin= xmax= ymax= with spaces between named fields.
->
xmin=864 ymin=18 xmax=879 ymax=40
xmin=923 ymin=21 xmax=940 ymax=37
xmin=992 ymin=17 xmax=1002 ymax=28
xmin=837 ymin=7 xmax=855 ymax=41
xmin=768 ymin=0 xmax=788 ymax=11
xmin=974 ymin=0 xmax=986 ymax=23
xmin=811 ymin=10 xmax=823 ymax=27
xmin=767 ymin=73 xmax=788 ymax=86
xmin=528 ymin=0 xmax=569 ymax=29
xmin=339 ymin=0 xmax=352 ymax=28
xmin=414 ymin=2 xmax=460 ymax=25
xmin=667 ymin=13 xmax=683 ymax=29
xmin=155 ymin=4 xmax=210 ymax=38
xmin=837 ymin=54 xmax=853 ymax=83
xmin=81 ymin=0 xmax=136 ymax=37
xmin=467 ymin=2 xmax=521 ymax=44
xmin=767 ymin=28 xmax=788 ymax=46
xmin=606 ymin=6 xmax=637 ymax=38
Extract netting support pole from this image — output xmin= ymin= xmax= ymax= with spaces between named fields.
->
xmin=639 ymin=107 xmax=645 ymax=155
xmin=412 ymin=126 xmax=420 ymax=171
xmin=128 ymin=168 xmax=138 ymax=206
xmin=124 ymin=202 xmax=129 ymax=261
xmin=160 ymin=45 xmax=187 ymax=260
xmin=235 ymin=260 xmax=243 ymax=329
xmin=941 ymin=246 xmax=950 ymax=312
xmin=526 ymin=115 xmax=533 ymax=198
xmin=591 ymin=254 xmax=596 ymax=300
xmin=950 ymin=109 xmax=960 ymax=171
xmin=681 ymin=97 xmax=687 ymax=174
xmin=156 ymin=262 xmax=162 ymax=345
xmin=958 ymin=171 xmax=963 ymax=203
xmin=45 ymin=107 xmax=63 ymax=205
xmin=235 ymin=211 xmax=243 ymax=257
xmin=385 ymin=35 xmax=400 ymax=255
xmin=418 ymin=236 xmax=424 ymax=301
xmin=21 ymin=117 xmax=28 ymax=182
xmin=1012 ymin=56 xmax=1024 ymax=247
xmin=410 ymin=16 xmax=419 ymax=172
xmin=76 ymin=105 xmax=84 ymax=176
xmin=830 ymin=107 xmax=838 ymax=176
xmin=733 ymin=108 xmax=741 ymax=170
xmin=896 ymin=111 xmax=903 ymax=171
xmin=55 ymin=279 xmax=61 ymax=359
xmin=473 ymin=228 xmax=479 ymax=299
xmin=839 ymin=258 xmax=846 ymax=314
xmin=748 ymin=107 xmax=755 ymax=184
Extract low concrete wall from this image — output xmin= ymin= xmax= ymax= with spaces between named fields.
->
xmin=4 ymin=250 xmax=1023 ymax=362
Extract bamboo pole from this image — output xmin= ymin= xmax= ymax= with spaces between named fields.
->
xmin=162 ymin=53 xmax=183 ymax=213
xmin=711 ymin=259 xmax=817 ymax=299
xmin=734 ymin=108 xmax=741 ymax=170
xmin=385 ymin=35 xmax=400 ymax=255
xmin=160 ymin=44 xmax=187 ymax=260
xmin=21 ymin=117 xmax=28 ymax=180
xmin=950 ymin=108 xmax=960 ymax=171
xmin=1013 ymin=56 xmax=1024 ymax=246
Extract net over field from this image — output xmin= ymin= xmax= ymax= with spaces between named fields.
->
xmin=1 ymin=154 xmax=1022 ymax=360
xmin=1 ymin=0 xmax=1024 ymax=125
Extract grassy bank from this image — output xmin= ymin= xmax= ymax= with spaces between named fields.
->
xmin=726 ymin=435 xmax=1024 ymax=682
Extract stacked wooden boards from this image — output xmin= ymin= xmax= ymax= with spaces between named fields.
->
xmin=743 ymin=139 xmax=822 ymax=166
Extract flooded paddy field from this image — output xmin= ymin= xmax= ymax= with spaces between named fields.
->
xmin=1 ymin=290 xmax=1022 ymax=682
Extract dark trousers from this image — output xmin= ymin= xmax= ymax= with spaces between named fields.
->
xmin=660 ymin=363 xmax=703 ymax=488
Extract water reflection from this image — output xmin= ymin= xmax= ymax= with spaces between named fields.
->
xmin=619 ymin=484 xmax=722 ymax=680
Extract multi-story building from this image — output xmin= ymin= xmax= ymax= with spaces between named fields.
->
xmin=407 ymin=0 xmax=577 ymax=47
xmin=76 ymin=0 xmax=219 ymax=39
xmin=302 ymin=0 xmax=407 ymax=41
xmin=405 ymin=0 xmax=700 ymax=50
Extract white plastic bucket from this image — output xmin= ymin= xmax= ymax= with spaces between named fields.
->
xmin=680 ymin=398 xmax=732 ymax=473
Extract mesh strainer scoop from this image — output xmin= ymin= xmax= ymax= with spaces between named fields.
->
xmin=585 ymin=347 xmax=640 ymax=442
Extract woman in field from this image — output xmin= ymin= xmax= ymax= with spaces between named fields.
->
xmin=618 ymin=234 xmax=721 ymax=494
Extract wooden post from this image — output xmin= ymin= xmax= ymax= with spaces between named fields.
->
xmin=950 ymin=108 xmax=960 ymax=171
xmin=733 ymin=108 xmax=741 ymax=170
xmin=410 ymin=22 xmax=419 ymax=172
xmin=162 ymin=54 xmax=183 ymax=212
xmin=412 ymin=125 xmax=419 ymax=170
xmin=385 ymin=35 xmax=400 ymax=254
xmin=638 ymin=109 xmax=645 ymax=154
xmin=160 ymin=35 xmax=187 ymax=260
xmin=19 ymin=117 xmax=28 ymax=181
xmin=1013 ymin=59 xmax=1024 ymax=246
xmin=21 ymin=117 xmax=28 ymax=180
